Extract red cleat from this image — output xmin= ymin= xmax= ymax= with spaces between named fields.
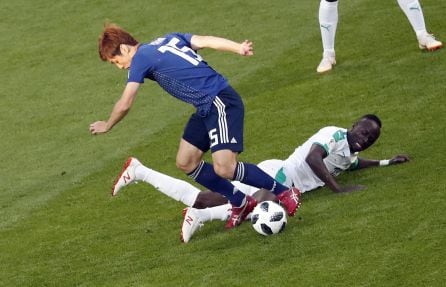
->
xmin=277 ymin=187 xmax=302 ymax=216
xmin=225 ymin=196 xmax=257 ymax=229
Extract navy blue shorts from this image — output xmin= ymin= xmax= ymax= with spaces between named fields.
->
xmin=182 ymin=86 xmax=244 ymax=153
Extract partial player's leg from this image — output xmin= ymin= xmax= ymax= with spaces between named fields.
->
xmin=186 ymin=159 xmax=296 ymax=225
xmin=213 ymin=150 xmax=301 ymax=218
xmin=181 ymin=179 xmax=254 ymax=243
xmin=206 ymin=88 xmax=301 ymax=219
xmin=180 ymin=159 xmax=301 ymax=243
xmin=112 ymin=157 xmax=203 ymax=207
xmin=181 ymin=188 xmax=285 ymax=243
xmin=317 ymin=0 xmax=338 ymax=73
xmin=396 ymin=0 xmax=442 ymax=51
xmin=112 ymin=156 xmax=228 ymax=207
xmin=177 ymin=117 xmax=257 ymax=228
xmin=193 ymin=190 xmax=228 ymax=208
xmin=181 ymin=207 xmax=204 ymax=243
xmin=177 ymin=138 xmax=251 ymax=209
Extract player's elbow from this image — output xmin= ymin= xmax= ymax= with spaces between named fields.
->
xmin=190 ymin=35 xmax=208 ymax=50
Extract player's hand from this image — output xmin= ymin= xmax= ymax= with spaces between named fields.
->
xmin=89 ymin=121 xmax=109 ymax=135
xmin=239 ymin=40 xmax=253 ymax=56
xmin=389 ymin=154 xmax=410 ymax=165
xmin=338 ymin=185 xmax=366 ymax=193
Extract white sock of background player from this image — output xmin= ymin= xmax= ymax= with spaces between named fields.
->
xmin=319 ymin=0 xmax=338 ymax=57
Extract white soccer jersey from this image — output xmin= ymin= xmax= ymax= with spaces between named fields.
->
xmin=282 ymin=126 xmax=358 ymax=193
xmin=232 ymin=126 xmax=358 ymax=195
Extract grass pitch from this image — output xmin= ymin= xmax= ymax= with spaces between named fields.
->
xmin=1 ymin=0 xmax=445 ymax=286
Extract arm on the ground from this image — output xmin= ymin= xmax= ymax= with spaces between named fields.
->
xmin=306 ymin=144 xmax=365 ymax=193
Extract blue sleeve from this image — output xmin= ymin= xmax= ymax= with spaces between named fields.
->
xmin=128 ymin=52 xmax=152 ymax=83
xmin=169 ymin=33 xmax=193 ymax=48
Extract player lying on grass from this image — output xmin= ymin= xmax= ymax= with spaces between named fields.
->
xmin=112 ymin=114 xmax=409 ymax=242
xmin=90 ymin=23 xmax=301 ymax=229
xmin=317 ymin=0 xmax=443 ymax=73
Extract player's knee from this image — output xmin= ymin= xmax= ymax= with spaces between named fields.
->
xmin=176 ymin=151 xmax=203 ymax=173
xmin=176 ymin=158 xmax=195 ymax=173
xmin=213 ymin=163 xmax=235 ymax=179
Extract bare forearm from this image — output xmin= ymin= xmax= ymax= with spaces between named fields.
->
xmin=89 ymin=82 xmax=139 ymax=135
xmin=305 ymin=144 xmax=365 ymax=193
xmin=306 ymin=155 xmax=342 ymax=193
xmin=105 ymin=100 xmax=131 ymax=130
xmin=356 ymin=158 xmax=380 ymax=169
xmin=355 ymin=155 xmax=410 ymax=170
xmin=191 ymin=35 xmax=253 ymax=56
xmin=201 ymin=36 xmax=239 ymax=52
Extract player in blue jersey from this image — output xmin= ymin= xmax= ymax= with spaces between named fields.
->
xmin=90 ymin=23 xmax=301 ymax=228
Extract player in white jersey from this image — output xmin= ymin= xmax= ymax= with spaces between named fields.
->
xmin=112 ymin=114 xmax=409 ymax=242
xmin=317 ymin=0 xmax=442 ymax=73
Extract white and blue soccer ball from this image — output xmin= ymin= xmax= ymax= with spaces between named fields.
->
xmin=251 ymin=201 xmax=287 ymax=236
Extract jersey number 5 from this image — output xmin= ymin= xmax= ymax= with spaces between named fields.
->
xmin=209 ymin=128 xmax=218 ymax=148
xmin=158 ymin=37 xmax=203 ymax=66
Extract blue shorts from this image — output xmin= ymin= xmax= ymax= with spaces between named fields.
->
xmin=182 ymin=86 xmax=244 ymax=153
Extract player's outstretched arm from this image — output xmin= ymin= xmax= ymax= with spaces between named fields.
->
xmin=355 ymin=154 xmax=410 ymax=170
xmin=190 ymin=35 xmax=253 ymax=56
xmin=89 ymin=82 xmax=140 ymax=135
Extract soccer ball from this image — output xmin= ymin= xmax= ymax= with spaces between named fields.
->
xmin=251 ymin=201 xmax=287 ymax=236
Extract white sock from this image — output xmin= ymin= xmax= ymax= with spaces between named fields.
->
xmin=194 ymin=204 xmax=232 ymax=223
xmin=135 ymin=165 xmax=199 ymax=207
xmin=397 ymin=0 xmax=427 ymax=36
xmin=319 ymin=0 xmax=338 ymax=56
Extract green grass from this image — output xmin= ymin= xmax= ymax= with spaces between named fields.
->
xmin=1 ymin=0 xmax=445 ymax=286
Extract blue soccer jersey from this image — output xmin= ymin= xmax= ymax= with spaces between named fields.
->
xmin=128 ymin=33 xmax=229 ymax=116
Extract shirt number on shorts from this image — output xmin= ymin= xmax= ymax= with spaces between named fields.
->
xmin=209 ymin=128 xmax=218 ymax=148
xmin=158 ymin=37 xmax=203 ymax=66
